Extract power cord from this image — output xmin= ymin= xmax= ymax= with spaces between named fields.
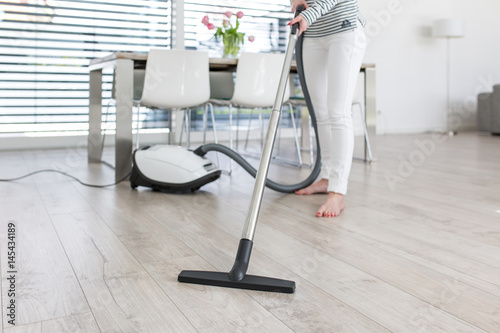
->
xmin=0 ymin=169 xmax=130 ymax=188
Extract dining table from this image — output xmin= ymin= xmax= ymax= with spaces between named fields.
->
xmin=88 ymin=52 xmax=376 ymax=181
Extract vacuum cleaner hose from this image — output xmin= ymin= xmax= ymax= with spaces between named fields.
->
xmin=194 ymin=34 xmax=322 ymax=194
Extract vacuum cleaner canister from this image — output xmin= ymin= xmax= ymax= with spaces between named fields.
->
xmin=130 ymin=145 xmax=221 ymax=192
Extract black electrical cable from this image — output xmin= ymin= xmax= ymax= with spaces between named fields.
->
xmin=0 ymin=169 xmax=130 ymax=188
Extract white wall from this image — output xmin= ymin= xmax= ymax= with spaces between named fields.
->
xmin=358 ymin=0 xmax=500 ymax=134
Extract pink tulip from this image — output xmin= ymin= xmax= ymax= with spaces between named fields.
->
xmin=225 ymin=11 xmax=232 ymax=18
xmin=248 ymin=35 xmax=255 ymax=42
xmin=236 ymin=11 xmax=244 ymax=19
xmin=201 ymin=15 xmax=209 ymax=25
xmin=223 ymin=19 xmax=229 ymax=28
xmin=207 ymin=23 xmax=215 ymax=30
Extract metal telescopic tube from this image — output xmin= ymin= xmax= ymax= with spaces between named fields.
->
xmin=241 ymin=33 xmax=299 ymax=241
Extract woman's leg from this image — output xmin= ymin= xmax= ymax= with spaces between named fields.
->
xmin=319 ymin=26 xmax=366 ymax=217
xmin=324 ymin=27 xmax=366 ymax=195
xmin=295 ymin=35 xmax=331 ymax=195
xmin=297 ymin=27 xmax=367 ymax=217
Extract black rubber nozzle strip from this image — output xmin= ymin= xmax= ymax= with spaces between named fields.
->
xmin=178 ymin=239 xmax=295 ymax=293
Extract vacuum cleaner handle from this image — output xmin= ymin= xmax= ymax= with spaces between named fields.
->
xmin=291 ymin=5 xmax=305 ymax=35
xmin=241 ymin=8 xmax=305 ymax=242
xmin=178 ymin=8 xmax=307 ymax=294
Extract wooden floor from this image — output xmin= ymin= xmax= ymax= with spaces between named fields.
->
xmin=0 ymin=132 xmax=499 ymax=332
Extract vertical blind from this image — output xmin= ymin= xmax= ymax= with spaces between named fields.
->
xmin=0 ymin=0 xmax=172 ymax=135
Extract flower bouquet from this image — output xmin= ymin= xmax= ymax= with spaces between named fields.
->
xmin=202 ymin=11 xmax=255 ymax=58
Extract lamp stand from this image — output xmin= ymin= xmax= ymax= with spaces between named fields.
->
xmin=446 ymin=37 xmax=455 ymax=136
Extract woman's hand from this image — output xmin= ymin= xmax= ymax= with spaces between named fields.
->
xmin=290 ymin=0 xmax=309 ymax=36
xmin=291 ymin=0 xmax=309 ymax=13
xmin=288 ymin=14 xmax=309 ymax=36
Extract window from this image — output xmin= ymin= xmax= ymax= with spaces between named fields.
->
xmin=184 ymin=0 xmax=291 ymax=56
xmin=0 ymin=0 xmax=171 ymax=136
xmin=0 ymin=0 xmax=293 ymax=138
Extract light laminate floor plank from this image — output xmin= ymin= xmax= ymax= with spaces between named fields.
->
xmin=3 ymin=312 xmax=99 ymax=333
xmin=0 ymin=200 xmax=90 ymax=327
xmin=49 ymin=211 xmax=197 ymax=333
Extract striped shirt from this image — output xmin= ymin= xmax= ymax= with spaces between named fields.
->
xmin=298 ymin=0 xmax=366 ymax=37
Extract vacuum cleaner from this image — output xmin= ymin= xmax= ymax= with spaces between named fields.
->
xmin=133 ymin=6 xmax=320 ymax=293
xmin=130 ymin=145 xmax=221 ymax=192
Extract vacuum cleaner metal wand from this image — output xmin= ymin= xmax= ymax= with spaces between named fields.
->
xmin=178 ymin=7 xmax=304 ymax=294
xmin=241 ymin=33 xmax=298 ymax=242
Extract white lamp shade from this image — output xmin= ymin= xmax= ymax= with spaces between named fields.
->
xmin=432 ymin=19 xmax=466 ymax=38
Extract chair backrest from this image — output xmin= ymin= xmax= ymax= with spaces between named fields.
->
xmin=231 ymin=52 xmax=290 ymax=108
xmin=140 ymin=48 xmax=210 ymax=109
xmin=209 ymin=72 xmax=234 ymax=100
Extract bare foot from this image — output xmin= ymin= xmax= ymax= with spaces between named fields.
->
xmin=316 ymin=192 xmax=345 ymax=218
xmin=295 ymin=179 xmax=329 ymax=195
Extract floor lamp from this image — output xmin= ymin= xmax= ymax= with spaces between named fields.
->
xmin=432 ymin=18 xmax=466 ymax=135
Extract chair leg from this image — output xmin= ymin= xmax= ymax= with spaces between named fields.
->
xmin=187 ymin=109 xmax=191 ymax=148
xmin=208 ymin=103 xmax=221 ymax=168
xmin=235 ymin=106 xmax=240 ymax=150
xmin=353 ymin=102 xmax=373 ymax=162
xmin=208 ymin=103 xmax=218 ymax=144
xmin=276 ymin=110 xmax=282 ymax=157
xmin=229 ymin=104 xmax=233 ymax=149
xmin=203 ymin=104 xmax=208 ymax=144
xmin=288 ymin=102 xmax=303 ymax=166
xmin=227 ymin=104 xmax=234 ymax=175
xmin=244 ymin=108 xmax=254 ymax=151
xmin=308 ymin=114 xmax=314 ymax=164
xmin=135 ymin=103 xmax=142 ymax=149
xmin=168 ymin=109 xmax=172 ymax=145
xmin=259 ymin=108 xmax=264 ymax=151
xmin=179 ymin=109 xmax=186 ymax=146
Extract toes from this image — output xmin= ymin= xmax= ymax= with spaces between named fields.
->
xmin=317 ymin=210 xmax=333 ymax=218
xmin=316 ymin=209 xmax=339 ymax=218
xmin=316 ymin=198 xmax=345 ymax=217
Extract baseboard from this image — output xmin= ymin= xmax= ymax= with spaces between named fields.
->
xmin=0 ymin=128 xmax=299 ymax=151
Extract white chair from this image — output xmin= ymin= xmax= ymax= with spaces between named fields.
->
xmin=230 ymin=52 xmax=302 ymax=166
xmin=135 ymin=48 xmax=216 ymax=148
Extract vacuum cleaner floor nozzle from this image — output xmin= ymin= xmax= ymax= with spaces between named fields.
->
xmin=178 ymin=270 xmax=295 ymax=294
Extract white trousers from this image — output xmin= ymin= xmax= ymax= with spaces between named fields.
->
xmin=303 ymin=25 xmax=366 ymax=195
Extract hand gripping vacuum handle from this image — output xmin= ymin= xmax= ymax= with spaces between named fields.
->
xmin=291 ymin=5 xmax=305 ymax=35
